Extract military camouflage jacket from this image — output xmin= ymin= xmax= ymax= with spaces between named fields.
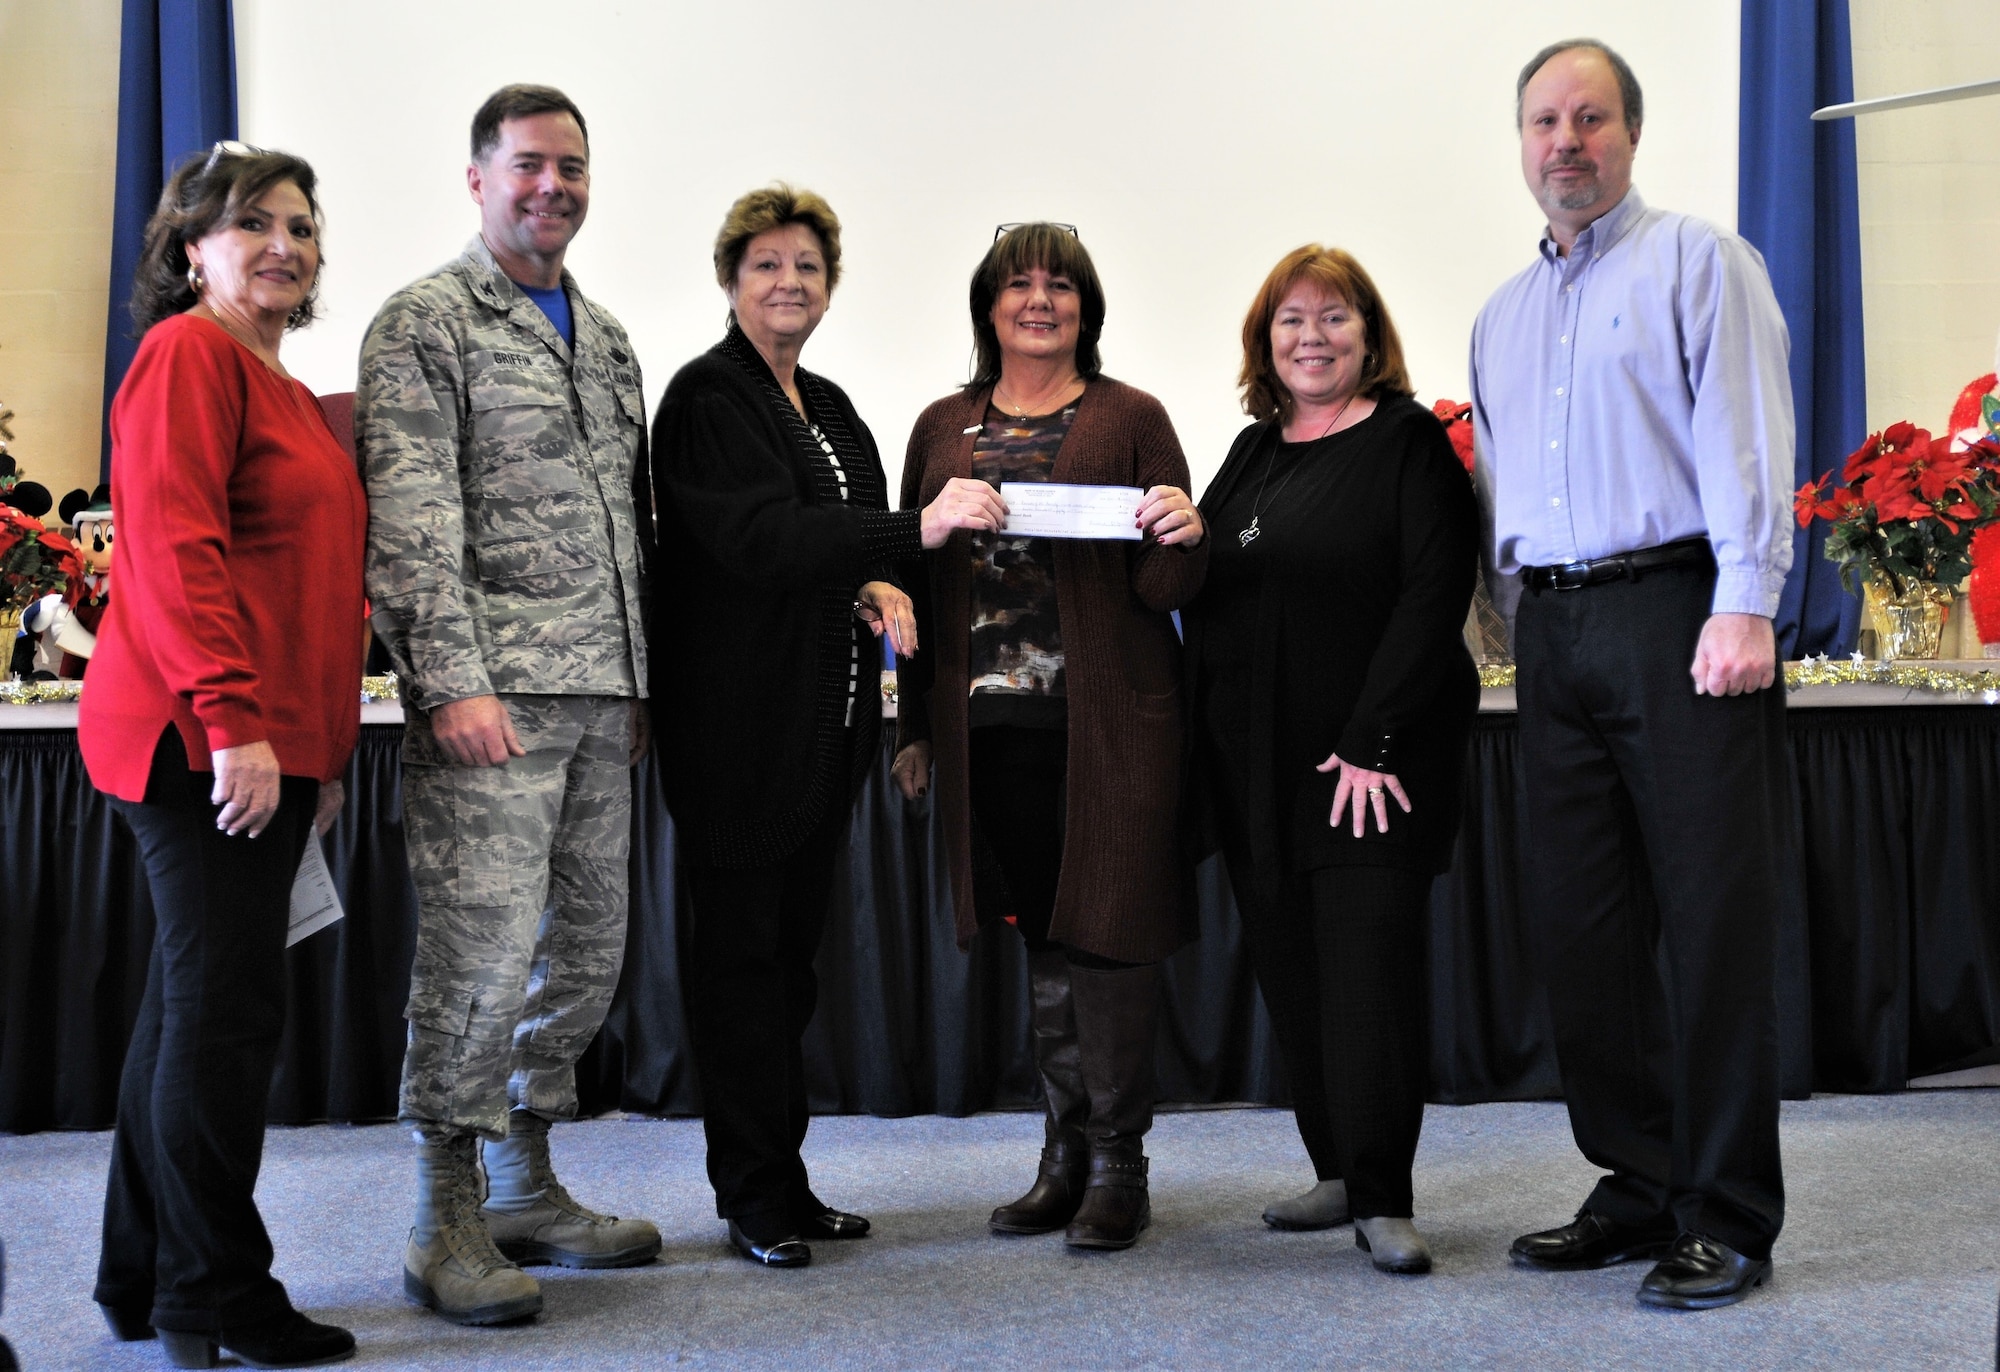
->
xmin=358 ymin=237 xmax=650 ymax=709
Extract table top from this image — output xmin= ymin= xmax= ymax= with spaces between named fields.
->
xmin=4 ymin=666 xmax=1997 ymax=730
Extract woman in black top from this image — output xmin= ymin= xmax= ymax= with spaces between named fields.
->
xmin=649 ymin=185 xmax=1002 ymax=1269
xmin=1183 ymin=245 xmax=1478 ymax=1276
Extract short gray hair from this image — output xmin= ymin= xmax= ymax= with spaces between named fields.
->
xmin=1516 ymin=39 xmax=1643 ymax=133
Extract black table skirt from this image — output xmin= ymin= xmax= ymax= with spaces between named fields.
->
xmin=4 ymin=709 xmax=1997 ymax=1133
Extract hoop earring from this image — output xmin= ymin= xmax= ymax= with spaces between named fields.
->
xmin=186 ymin=262 xmax=206 ymax=295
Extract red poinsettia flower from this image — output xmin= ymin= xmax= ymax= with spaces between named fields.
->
xmin=1909 ymin=433 xmax=1975 ymax=505
xmin=1841 ymin=431 xmax=1886 ymax=485
xmin=1431 ymin=398 xmax=1476 ymax=473
xmin=1792 ymin=478 xmax=1822 ymax=528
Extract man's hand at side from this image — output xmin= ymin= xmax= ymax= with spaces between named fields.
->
xmin=1690 ymin=612 xmax=1777 ymax=697
xmin=430 ymin=694 xmax=527 ymax=766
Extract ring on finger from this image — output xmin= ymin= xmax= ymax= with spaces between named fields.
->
xmin=1367 ymin=786 xmax=1385 ymax=796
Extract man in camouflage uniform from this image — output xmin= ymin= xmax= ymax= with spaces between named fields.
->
xmin=358 ymin=83 xmax=658 ymax=1326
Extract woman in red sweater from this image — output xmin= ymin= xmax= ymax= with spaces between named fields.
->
xmin=893 ymin=224 xmax=1208 ymax=1250
xmin=79 ymin=145 xmax=364 ymax=1369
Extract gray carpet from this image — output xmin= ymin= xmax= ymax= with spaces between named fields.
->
xmin=2 ymin=1095 xmax=1995 ymax=1369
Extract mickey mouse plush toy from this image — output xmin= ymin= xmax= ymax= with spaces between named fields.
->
xmin=53 ymin=485 xmax=112 ymax=677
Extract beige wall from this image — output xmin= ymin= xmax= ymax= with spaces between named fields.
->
xmin=0 ymin=0 xmax=122 ymax=507
xmin=1851 ymin=0 xmax=2000 ymax=432
xmin=1849 ymin=1 xmax=2000 ymax=656
xmin=8 ymin=3 xmax=1998 ymax=512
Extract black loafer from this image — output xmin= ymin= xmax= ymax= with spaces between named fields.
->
xmin=795 ymin=1205 xmax=871 ymax=1241
xmin=726 ymin=1219 xmax=811 ymax=1268
xmin=1636 ymin=1232 xmax=1770 ymax=1310
xmin=1511 ymin=1208 xmax=1678 ymax=1270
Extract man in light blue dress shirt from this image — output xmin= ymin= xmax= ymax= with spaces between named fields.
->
xmin=1470 ymin=39 xmax=1794 ymax=1311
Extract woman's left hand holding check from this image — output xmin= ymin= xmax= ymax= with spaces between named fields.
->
xmin=1136 ymin=486 xmax=1204 ymax=547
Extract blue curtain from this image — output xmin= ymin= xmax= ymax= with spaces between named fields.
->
xmin=1739 ymin=0 xmax=1867 ymax=658
xmin=100 ymin=0 xmax=237 ymax=482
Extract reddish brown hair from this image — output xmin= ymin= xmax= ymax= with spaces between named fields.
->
xmin=1238 ymin=244 xmax=1412 ymax=423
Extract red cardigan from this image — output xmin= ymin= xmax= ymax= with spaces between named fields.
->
xmin=80 ymin=315 xmax=367 ymax=800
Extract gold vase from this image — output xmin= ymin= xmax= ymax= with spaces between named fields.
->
xmin=1864 ymin=575 xmax=1954 ymax=660
xmin=0 ymin=602 xmax=19 ymax=680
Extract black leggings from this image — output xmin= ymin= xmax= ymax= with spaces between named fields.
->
xmin=967 ymin=725 xmax=1131 ymax=969
xmin=95 ymin=728 xmax=319 ymax=1332
xmin=1212 ymin=766 xmax=1431 ymax=1219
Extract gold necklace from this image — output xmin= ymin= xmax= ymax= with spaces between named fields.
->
xmin=995 ymin=376 xmax=1081 ymax=419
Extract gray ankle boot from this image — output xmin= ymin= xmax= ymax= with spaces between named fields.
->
xmin=404 ymin=1132 xmax=543 ymax=1325
xmin=1355 ymin=1216 xmax=1433 ymax=1275
xmin=481 ymin=1108 xmax=662 ymax=1269
xmin=1264 ymin=1179 xmax=1351 ymax=1231
xmin=991 ymin=949 xmax=1091 ymax=1235
xmin=1064 ymin=961 xmax=1160 ymax=1251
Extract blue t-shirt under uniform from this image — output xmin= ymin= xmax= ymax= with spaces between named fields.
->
xmin=516 ymin=280 xmax=574 ymax=350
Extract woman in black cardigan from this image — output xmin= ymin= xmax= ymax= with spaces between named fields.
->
xmin=1183 ymin=245 xmax=1478 ymax=1276
xmin=649 ymin=185 xmax=1002 ymax=1268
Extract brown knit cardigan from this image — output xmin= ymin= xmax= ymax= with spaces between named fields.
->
xmin=896 ymin=378 xmax=1210 ymax=964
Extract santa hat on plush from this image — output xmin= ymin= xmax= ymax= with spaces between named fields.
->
xmin=1951 ymin=334 xmax=2000 ymax=654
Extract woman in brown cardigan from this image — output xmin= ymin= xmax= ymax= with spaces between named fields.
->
xmin=892 ymin=223 xmax=1208 ymax=1250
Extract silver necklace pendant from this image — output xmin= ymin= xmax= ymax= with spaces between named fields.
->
xmin=1238 ymin=518 xmax=1261 ymax=547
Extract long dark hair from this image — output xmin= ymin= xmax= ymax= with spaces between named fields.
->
xmin=966 ymin=223 xmax=1105 ymax=389
xmin=129 ymin=145 xmax=324 ymax=336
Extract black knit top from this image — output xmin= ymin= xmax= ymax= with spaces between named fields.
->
xmin=648 ymin=329 xmax=922 ymax=867
xmin=1183 ymin=396 xmax=1480 ymax=879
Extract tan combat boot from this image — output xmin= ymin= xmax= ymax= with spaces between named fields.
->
xmin=404 ymin=1132 xmax=543 ymax=1325
xmin=481 ymin=1109 xmax=663 ymax=1269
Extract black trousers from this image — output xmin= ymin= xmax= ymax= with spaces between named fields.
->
xmin=94 ymin=728 xmax=319 ymax=1332
xmin=1208 ymin=746 xmax=1431 ymax=1219
xmin=1514 ymin=560 xmax=1787 ymax=1260
xmin=683 ymin=809 xmax=845 ymax=1226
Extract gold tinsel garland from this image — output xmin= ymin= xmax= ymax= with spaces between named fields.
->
xmin=1 ymin=675 xmax=406 ymax=706
xmin=0 ymin=678 xmax=81 ymax=706
xmin=7 ymin=666 xmax=1998 ymax=706
xmin=1478 ymin=658 xmax=2000 ymax=700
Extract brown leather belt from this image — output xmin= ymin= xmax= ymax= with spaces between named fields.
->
xmin=1522 ymin=537 xmax=1713 ymax=593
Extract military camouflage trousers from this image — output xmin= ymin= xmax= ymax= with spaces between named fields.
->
xmin=397 ymin=693 xmax=635 ymax=1140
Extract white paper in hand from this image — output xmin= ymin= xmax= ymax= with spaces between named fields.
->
xmin=287 ymin=830 xmax=345 ymax=947
xmin=998 ymin=482 xmax=1145 ymax=540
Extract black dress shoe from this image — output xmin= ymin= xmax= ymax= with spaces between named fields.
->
xmin=1636 ymin=1232 xmax=1770 ymax=1310
xmin=158 ymin=1311 xmax=354 ymax=1369
xmin=726 ymin=1219 xmax=811 ymax=1268
xmin=98 ymin=1302 xmax=156 ymax=1341
xmin=1511 ymin=1208 xmax=1678 ymax=1270
xmin=795 ymin=1204 xmax=871 ymax=1241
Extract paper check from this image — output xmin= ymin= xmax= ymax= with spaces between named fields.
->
xmin=287 ymin=830 xmax=346 ymax=947
xmin=999 ymin=482 xmax=1144 ymax=540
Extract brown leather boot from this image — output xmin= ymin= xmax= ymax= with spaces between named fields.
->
xmin=1064 ymin=961 xmax=1160 ymax=1251
xmin=991 ymin=949 xmax=1090 ymax=1234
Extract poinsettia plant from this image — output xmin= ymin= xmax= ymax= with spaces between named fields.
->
xmin=1431 ymin=399 xmax=1476 ymax=474
xmin=1793 ymin=418 xmax=2000 ymax=595
xmin=0 ymin=503 xmax=84 ymax=609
